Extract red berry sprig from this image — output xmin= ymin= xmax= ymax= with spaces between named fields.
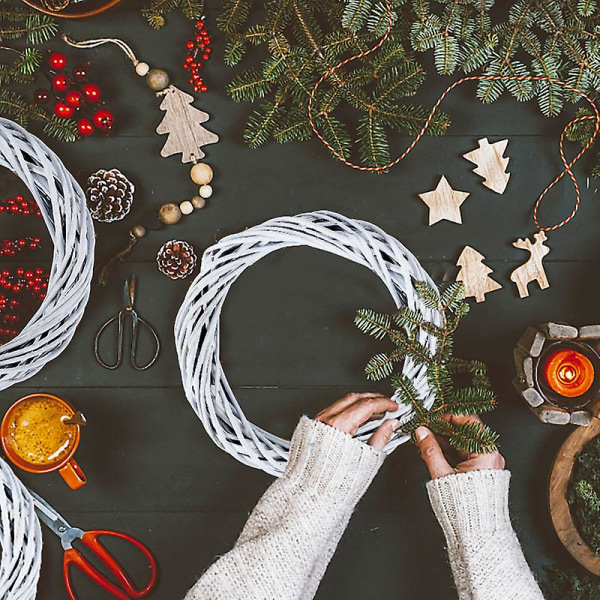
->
xmin=34 ymin=51 xmax=115 ymax=139
xmin=0 ymin=238 xmax=43 ymax=257
xmin=183 ymin=17 xmax=212 ymax=93
xmin=0 ymin=195 xmax=42 ymax=217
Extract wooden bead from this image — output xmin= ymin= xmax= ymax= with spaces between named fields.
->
xmin=191 ymin=195 xmax=206 ymax=210
xmin=135 ymin=61 xmax=150 ymax=77
xmin=158 ymin=203 xmax=182 ymax=225
xmin=146 ymin=69 xmax=170 ymax=92
xmin=180 ymin=200 xmax=194 ymax=215
xmin=199 ymin=184 xmax=213 ymax=199
xmin=131 ymin=224 xmax=147 ymax=238
xmin=190 ymin=163 xmax=213 ymax=185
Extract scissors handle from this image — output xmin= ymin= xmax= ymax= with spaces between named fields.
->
xmin=94 ymin=313 xmax=124 ymax=370
xmin=130 ymin=314 xmax=160 ymax=371
xmin=63 ymin=530 xmax=157 ymax=600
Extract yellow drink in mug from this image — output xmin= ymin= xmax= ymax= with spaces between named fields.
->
xmin=1 ymin=394 xmax=87 ymax=489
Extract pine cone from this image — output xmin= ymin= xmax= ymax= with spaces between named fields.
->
xmin=86 ymin=168 xmax=134 ymax=223
xmin=157 ymin=240 xmax=197 ymax=280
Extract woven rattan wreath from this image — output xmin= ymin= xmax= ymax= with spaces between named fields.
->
xmin=175 ymin=211 xmax=440 ymax=476
xmin=0 ymin=118 xmax=94 ymax=390
xmin=0 ymin=457 xmax=42 ymax=598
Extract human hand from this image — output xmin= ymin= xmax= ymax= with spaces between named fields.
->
xmin=415 ymin=414 xmax=505 ymax=479
xmin=315 ymin=393 xmax=400 ymax=450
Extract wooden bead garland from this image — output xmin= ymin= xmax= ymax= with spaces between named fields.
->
xmin=0 ymin=118 xmax=94 ymax=389
xmin=174 ymin=211 xmax=441 ymax=476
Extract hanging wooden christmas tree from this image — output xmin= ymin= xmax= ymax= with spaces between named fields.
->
xmin=456 ymin=246 xmax=502 ymax=303
xmin=463 ymin=138 xmax=510 ymax=194
xmin=156 ymin=85 xmax=219 ymax=163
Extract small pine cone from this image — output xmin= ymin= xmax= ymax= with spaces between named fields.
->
xmin=157 ymin=240 xmax=197 ymax=280
xmin=86 ymin=168 xmax=135 ymax=223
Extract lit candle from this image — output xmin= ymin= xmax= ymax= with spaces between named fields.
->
xmin=542 ymin=348 xmax=595 ymax=398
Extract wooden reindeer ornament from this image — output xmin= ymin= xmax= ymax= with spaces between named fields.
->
xmin=463 ymin=138 xmax=510 ymax=194
xmin=510 ymin=232 xmax=551 ymax=298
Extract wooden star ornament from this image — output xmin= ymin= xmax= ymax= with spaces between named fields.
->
xmin=418 ymin=176 xmax=470 ymax=225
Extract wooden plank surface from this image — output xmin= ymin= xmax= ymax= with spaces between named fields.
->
xmin=1 ymin=1 xmax=595 ymax=597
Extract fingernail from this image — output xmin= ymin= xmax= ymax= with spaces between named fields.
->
xmin=415 ymin=427 xmax=429 ymax=442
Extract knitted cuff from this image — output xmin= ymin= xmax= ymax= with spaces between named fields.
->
xmin=283 ymin=417 xmax=386 ymax=505
xmin=426 ymin=469 xmax=512 ymax=547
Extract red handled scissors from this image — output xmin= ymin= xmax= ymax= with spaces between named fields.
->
xmin=30 ymin=490 xmax=157 ymax=599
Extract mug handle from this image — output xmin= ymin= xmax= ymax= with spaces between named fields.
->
xmin=59 ymin=459 xmax=87 ymax=490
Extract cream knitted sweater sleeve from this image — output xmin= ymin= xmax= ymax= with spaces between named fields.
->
xmin=427 ymin=470 xmax=544 ymax=600
xmin=186 ymin=418 xmax=543 ymax=600
xmin=185 ymin=416 xmax=386 ymax=600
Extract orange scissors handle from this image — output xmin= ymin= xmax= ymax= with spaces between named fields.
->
xmin=63 ymin=530 xmax=157 ymax=600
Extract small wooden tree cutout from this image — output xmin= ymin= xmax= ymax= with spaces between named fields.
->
xmin=156 ymin=85 xmax=219 ymax=163
xmin=456 ymin=246 xmax=502 ymax=303
xmin=463 ymin=138 xmax=510 ymax=194
xmin=418 ymin=176 xmax=470 ymax=225
xmin=510 ymin=231 xmax=551 ymax=298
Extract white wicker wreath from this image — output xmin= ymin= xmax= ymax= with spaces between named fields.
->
xmin=175 ymin=211 xmax=440 ymax=476
xmin=0 ymin=457 xmax=42 ymax=599
xmin=0 ymin=118 xmax=94 ymax=390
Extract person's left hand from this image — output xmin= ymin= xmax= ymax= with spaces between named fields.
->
xmin=315 ymin=392 xmax=400 ymax=450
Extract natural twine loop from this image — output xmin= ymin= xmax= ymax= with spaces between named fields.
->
xmin=175 ymin=211 xmax=441 ymax=476
xmin=0 ymin=118 xmax=95 ymax=390
xmin=0 ymin=458 xmax=42 ymax=599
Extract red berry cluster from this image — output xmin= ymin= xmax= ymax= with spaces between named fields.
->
xmin=0 ymin=195 xmax=42 ymax=217
xmin=0 ymin=238 xmax=42 ymax=257
xmin=0 ymin=268 xmax=48 ymax=298
xmin=34 ymin=52 xmax=115 ymax=138
xmin=183 ymin=18 xmax=212 ymax=93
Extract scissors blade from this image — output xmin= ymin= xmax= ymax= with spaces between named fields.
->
xmin=124 ymin=276 xmax=136 ymax=309
xmin=29 ymin=489 xmax=72 ymax=536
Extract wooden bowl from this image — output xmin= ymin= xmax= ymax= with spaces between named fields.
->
xmin=549 ymin=411 xmax=600 ymax=575
xmin=20 ymin=0 xmax=122 ymax=19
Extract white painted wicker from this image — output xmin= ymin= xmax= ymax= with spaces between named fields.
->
xmin=175 ymin=211 xmax=440 ymax=476
xmin=0 ymin=458 xmax=42 ymax=599
xmin=0 ymin=118 xmax=95 ymax=390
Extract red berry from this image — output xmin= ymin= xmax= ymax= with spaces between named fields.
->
xmin=52 ymin=74 xmax=69 ymax=92
xmin=66 ymin=90 xmax=84 ymax=108
xmin=49 ymin=52 xmax=67 ymax=71
xmin=54 ymin=101 xmax=73 ymax=118
xmin=83 ymin=83 xmax=101 ymax=102
xmin=202 ymin=54 xmax=209 ymax=60
xmin=73 ymin=65 xmax=89 ymax=81
xmin=77 ymin=119 xmax=94 ymax=136
xmin=92 ymin=109 xmax=113 ymax=131
xmin=200 ymin=85 xmax=208 ymax=92
xmin=34 ymin=89 xmax=50 ymax=104
xmin=186 ymin=41 xmax=195 ymax=49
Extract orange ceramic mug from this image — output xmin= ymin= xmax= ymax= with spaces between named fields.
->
xmin=1 ymin=393 xmax=87 ymax=490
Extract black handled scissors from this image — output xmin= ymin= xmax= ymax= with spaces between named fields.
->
xmin=94 ymin=277 xmax=160 ymax=371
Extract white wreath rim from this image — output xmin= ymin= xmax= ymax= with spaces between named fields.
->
xmin=175 ymin=211 xmax=440 ymax=477
xmin=0 ymin=118 xmax=94 ymax=390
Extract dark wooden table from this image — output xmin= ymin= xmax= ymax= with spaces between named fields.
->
xmin=3 ymin=2 xmax=598 ymax=598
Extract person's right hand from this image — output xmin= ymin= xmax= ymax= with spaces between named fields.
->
xmin=415 ymin=414 xmax=505 ymax=479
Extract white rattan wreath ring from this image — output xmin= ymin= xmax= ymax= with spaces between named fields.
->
xmin=175 ymin=211 xmax=440 ymax=476
xmin=0 ymin=457 xmax=42 ymax=599
xmin=0 ymin=118 xmax=94 ymax=390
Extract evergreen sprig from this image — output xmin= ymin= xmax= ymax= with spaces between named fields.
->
xmin=141 ymin=0 xmax=203 ymax=28
xmin=0 ymin=2 xmax=76 ymax=142
xmin=219 ymin=0 xmax=600 ymax=175
xmin=217 ymin=0 xmax=451 ymax=169
xmin=355 ymin=281 xmax=499 ymax=454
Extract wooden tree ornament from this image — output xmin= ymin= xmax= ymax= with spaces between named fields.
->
xmin=456 ymin=246 xmax=502 ymax=303
xmin=510 ymin=231 xmax=550 ymax=298
xmin=463 ymin=138 xmax=510 ymax=194
xmin=156 ymin=86 xmax=219 ymax=163
xmin=418 ymin=176 xmax=470 ymax=225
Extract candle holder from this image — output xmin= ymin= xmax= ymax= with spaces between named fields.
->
xmin=514 ymin=322 xmax=600 ymax=425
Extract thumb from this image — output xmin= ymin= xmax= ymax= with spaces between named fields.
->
xmin=415 ymin=427 xmax=454 ymax=479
